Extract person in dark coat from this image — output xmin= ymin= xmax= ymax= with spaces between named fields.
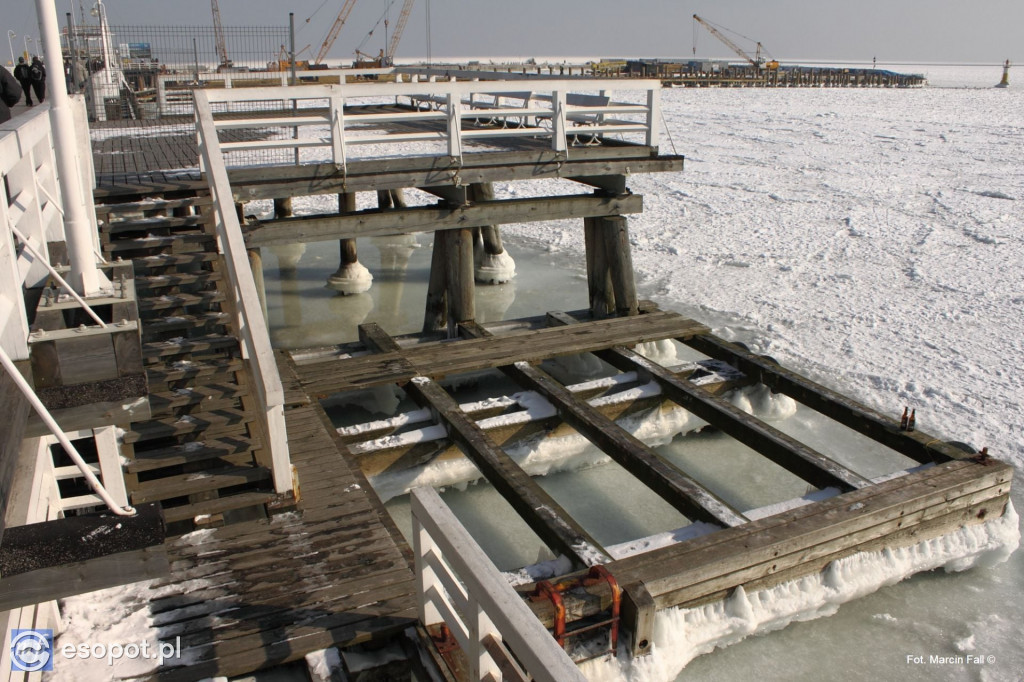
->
xmin=29 ymin=56 xmax=46 ymax=103
xmin=1 ymin=66 xmax=24 ymax=122
xmin=14 ymin=56 xmax=33 ymax=105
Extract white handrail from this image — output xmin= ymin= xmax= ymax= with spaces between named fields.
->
xmin=197 ymin=78 xmax=662 ymax=169
xmin=193 ymin=90 xmax=291 ymax=494
xmin=411 ymin=486 xmax=586 ymax=682
xmin=0 ymin=339 xmax=135 ymax=517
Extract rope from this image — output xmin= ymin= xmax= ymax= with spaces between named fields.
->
xmin=660 ymin=107 xmax=679 ymax=156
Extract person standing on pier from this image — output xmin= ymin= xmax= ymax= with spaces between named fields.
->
xmin=1 ymin=65 xmax=23 ymax=122
xmin=29 ymin=56 xmax=46 ymax=103
xmin=14 ymin=56 xmax=32 ymax=106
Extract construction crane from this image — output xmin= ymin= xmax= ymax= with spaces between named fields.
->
xmin=211 ymin=0 xmax=232 ymax=70
xmin=384 ymin=0 xmax=415 ymax=66
xmin=314 ymin=0 xmax=360 ymax=65
xmin=692 ymin=14 xmax=778 ymax=70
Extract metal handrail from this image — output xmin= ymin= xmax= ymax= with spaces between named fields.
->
xmin=0 ymin=337 xmax=135 ymax=517
xmin=9 ymin=224 xmax=108 ymax=329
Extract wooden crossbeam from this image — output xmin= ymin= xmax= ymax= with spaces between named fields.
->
xmin=242 ymin=193 xmax=643 ymax=247
xmin=357 ymin=324 xmax=610 ymax=569
xmin=546 ymin=311 xmax=874 ymax=492
xmin=684 ymin=334 xmax=964 ymax=465
xmin=458 ymin=321 xmax=747 ymax=529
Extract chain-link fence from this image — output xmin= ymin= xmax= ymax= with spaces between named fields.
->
xmin=65 ymin=23 xmax=288 ymax=181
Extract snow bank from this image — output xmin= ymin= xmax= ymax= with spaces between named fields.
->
xmin=581 ymin=502 xmax=1020 ymax=681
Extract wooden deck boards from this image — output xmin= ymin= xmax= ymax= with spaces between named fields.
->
xmin=291 ymin=310 xmax=709 ymax=396
xmin=145 ymin=355 xmax=416 ymax=681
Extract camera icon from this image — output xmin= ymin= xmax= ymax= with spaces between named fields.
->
xmin=10 ymin=629 xmax=54 ymax=672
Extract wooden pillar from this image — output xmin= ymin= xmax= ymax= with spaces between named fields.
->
xmin=327 ymin=192 xmax=372 ymax=295
xmin=584 ymin=216 xmax=614 ymax=318
xmin=447 ymin=227 xmax=475 ymax=336
xmin=603 ymin=216 xmax=639 ymax=317
xmin=247 ymin=246 xmax=267 ymax=318
xmin=469 ymin=183 xmax=515 ymax=284
xmin=423 ymin=229 xmax=449 ymax=334
xmin=273 ymin=197 xmax=293 ymax=219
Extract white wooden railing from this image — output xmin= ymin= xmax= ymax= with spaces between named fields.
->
xmin=411 ymin=486 xmax=587 ymax=682
xmin=194 ymin=97 xmax=292 ymax=494
xmin=194 ymin=78 xmax=662 ymax=170
xmin=1 ymin=103 xmax=136 ymax=517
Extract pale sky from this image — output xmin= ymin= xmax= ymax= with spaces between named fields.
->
xmin=6 ymin=0 xmax=1022 ymax=66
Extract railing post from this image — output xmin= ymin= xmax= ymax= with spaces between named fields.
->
xmin=446 ymin=90 xmax=463 ymax=160
xmin=413 ymin=512 xmax=442 ymax=626
xmin=646 ymin=87 xmax=661 ymax=149
xmin=552 ymin=90 xmax=567 ymax=153
xmin=329 ymin=90 xmax=346 ymax=168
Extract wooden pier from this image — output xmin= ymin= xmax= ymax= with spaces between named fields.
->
xmin=2 ymin=75 xmax=1006 ymax=680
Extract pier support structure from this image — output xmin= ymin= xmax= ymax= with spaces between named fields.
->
xmin=326 ymin=193 xmax=373 ymax=295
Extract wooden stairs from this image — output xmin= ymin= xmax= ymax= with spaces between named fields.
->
xmin=96 ymin=193 xmax=292 ymax=531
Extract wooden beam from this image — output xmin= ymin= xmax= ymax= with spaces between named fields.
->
xmin=683 ymin=334 xmax=965 ymax=465
xmin=600 ymin=216 xmax=639 ymax=317
xmin=546 ymin=311 xmax=873 ymax=491
xmin=595 ymin=347 xmax=873 ymax=492
xmin=446 ymin=227 xmax=475 ymax=335
xmin=243 ymin=194 xmax=643 ymax=247
xmin=405 ymin=377 xmax=610 ymax=570
xmin=584 ymin=217 xmax=615 ymax=318
xmin=422 ymin=230 xmax=449 ymax=334
xmin=458 ymin=322 xmax=747 ymax=528
xmin=358 ymin=322 xmax=608 ymax=568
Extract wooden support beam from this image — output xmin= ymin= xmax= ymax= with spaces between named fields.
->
xmin=243 ymin=194 xmax=643 ymax=247
xmin=584 ymin=217 xmax=615 ymax=318
xmin=458 ymin=322 xmax=746 ymax=528
xmin=446 ymin=227 xmax=475 ymax=335
xmin=601 ymin=216 xmax=639 ymax=317
xmin=405 ymin=376 xmax=610 ymax=570
xmin=423 ymin=229 xmax=450 ymax=334
xmin=683 ymin=334 xmax=964 ymax=465
xmin=358 ymin=322 xmax=608 ymax=569
xmin=594 ymin=345 xmax=874 ymax=492
xmin=543 ymin=311 xmax=872 ymax=492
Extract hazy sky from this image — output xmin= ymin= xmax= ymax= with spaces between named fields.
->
xmin=6 ymin=1 xmax=1021 ymax=66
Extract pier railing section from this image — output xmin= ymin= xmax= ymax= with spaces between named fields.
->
xmin=194 ymin=96 xmax=292 ymax=494
xmin=194 ymin=78 xmax=663 ymax=169
xmin=411 ymin=486 xmax=587 ymax=682
xmin=1 ymin=104 xmax=137 ymax=520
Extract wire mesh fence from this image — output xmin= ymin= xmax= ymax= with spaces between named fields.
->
xmin=67 ymin=23 xmax=288 ymax=180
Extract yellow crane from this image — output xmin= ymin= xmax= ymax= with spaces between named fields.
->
xmin=384 ymin=0 xmax=415 ymax=66
xmin=692 ymin=14 xmax=778 ymax=70
xmin=314 ymin=0 xmax=360 ymax=65
xmin=211 ymin=0 xmax=232 ymax=69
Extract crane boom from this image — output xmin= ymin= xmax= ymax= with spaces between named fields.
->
xmin=692 ymin=14 xmax=762 ymax=68
xmin=211 ymin=0 xmax=232 ymax=69
xmin=385 ymin=0 xmax=415 ymax=65
xmin=315 ymin=0 xmax=360 ymax=65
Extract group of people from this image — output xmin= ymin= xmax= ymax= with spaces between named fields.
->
xmin=1 ymin=55 xmax=46 ymax=123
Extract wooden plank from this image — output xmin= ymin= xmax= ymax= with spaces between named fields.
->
xmin=231 ymin=155 xmax=682 ymax=200
xmin=405 ymin=376 xmax=610 ymax=569
xmin=684 ymin=333 xmax=969 ymax=464
xmin=243 ymin=194 xmax=643 ymax=247
xmin=609 ymin=459 xmax=1012 ymax=608
xmin=295 ymin=311 xmax=709 ymax=395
